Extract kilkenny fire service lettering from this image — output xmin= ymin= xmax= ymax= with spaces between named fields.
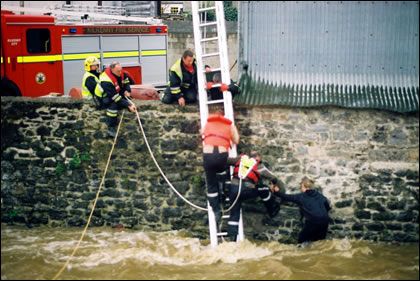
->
xmin=82 ymin=27 xmax=151 ymax=34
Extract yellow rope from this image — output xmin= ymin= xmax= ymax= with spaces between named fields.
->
xmin=51 ymin=112 xmax=125 ymax=280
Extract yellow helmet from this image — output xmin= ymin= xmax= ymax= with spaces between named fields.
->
xmin=84 ymin=56 xmax=100 ymax=72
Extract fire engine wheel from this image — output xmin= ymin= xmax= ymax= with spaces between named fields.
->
xmin=0 ymin=78 xmax=22 ymax=97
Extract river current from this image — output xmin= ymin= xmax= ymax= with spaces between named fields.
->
xmin=1 ymin=225 xmax=418 ymax=280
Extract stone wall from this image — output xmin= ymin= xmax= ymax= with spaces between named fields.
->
xmin=1 ymin=97 xmax=419 ymax=243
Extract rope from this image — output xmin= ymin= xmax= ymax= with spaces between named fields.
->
xmin=52 ymin=112 xmax=125 ymax=280
xmin=50 ymin=97 xmax=245 ymax=279
xmin=127 ymin=98 xmax=208 ymax=211
xmin=127 ymin=99 xmax=244 ymax=215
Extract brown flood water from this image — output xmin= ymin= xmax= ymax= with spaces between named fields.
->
xmin=1 ymin=225 xmax=418 ymax=280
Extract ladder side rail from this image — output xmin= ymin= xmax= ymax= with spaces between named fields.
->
xmin=207 ymin=202 xmax=218 ymax=247
xmin=215 ymin=2 xmax=232 ymax=84
xmin=214 ymin=2 xmax=237 ymax=158
xmin=214 ymin=3 xmax=241 ymax=241
xmin=192 ymin=1 xmax=209 ymax=129
xmin=238 ymin=209 xmax=244 ymax=242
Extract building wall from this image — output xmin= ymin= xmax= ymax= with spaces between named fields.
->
xmin=1 ymin=97 xmax=418 ymax=243
xmin=237 ymin=1 xmax=419 ymax=111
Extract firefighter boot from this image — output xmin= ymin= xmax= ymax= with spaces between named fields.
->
xmin=227 ymin=223 xmax=238 ymax=242
xmin=107 ymin=126 xmax=117 ymax=138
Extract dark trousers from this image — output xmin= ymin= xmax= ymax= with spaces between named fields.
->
xmin=298 ymin=220 xmax=329 ymax=244
xmin=227 ymin=182 xmax=277 ymax=239
xmin=203 ymin=148 xmax=228 ymax=213
xmin=162 ymin=87 xmax=198 ymax=104
xmin=103 ymin=96 xmax=129 ymax=128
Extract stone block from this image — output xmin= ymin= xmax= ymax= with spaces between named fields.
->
xmin=389 ymin=129 xmax=408 ymax=145
xmin=372 ymin=212 xmax=396 ymax=221
xmin=367 ymin=201 xmax=386 ymax=212
xmin=81 ymin=192 xmax=96 ymax=201
xmin=133 ymin=200 xmax=148 ymax=210
xmin=335 ymin=199 xmax=353 ymax=208
xmin=36 ymin=126 xmax=51 ymax=136
xmin=366 ymin=222 xmax=384 ymax=231
xmin=351 ymin=222 xmax=364 ymax=231
xmin=397 ymin=210 xmax=414 ymax=222
xmin=67 ymin=217 xmax=86 ymax=227
xmin=49 ymin=210 xmax=67 ymax=220
xmin=355 ymin=209 xmax=371 ymax=219
xmin=387 ymin=199 xmax=406 ymax=210
xmin=29 ymin=213 xmax=49 ymax=225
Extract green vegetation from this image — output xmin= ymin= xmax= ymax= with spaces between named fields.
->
xmin=56 ymin=151 xmax=91 ymax=174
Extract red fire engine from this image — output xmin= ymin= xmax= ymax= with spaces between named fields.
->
xmin=1 ymin=9 xmax=168 ymax=97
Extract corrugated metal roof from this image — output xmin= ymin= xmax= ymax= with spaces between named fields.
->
xmin=236 ymin=1 xmax=419 ymax=112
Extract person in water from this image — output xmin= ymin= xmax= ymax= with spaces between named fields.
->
xmin=271 ymin=177 xmax=331 ymax=244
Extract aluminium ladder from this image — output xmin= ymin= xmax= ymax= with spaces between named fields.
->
xmin=191 ymin=1 xmax=244 ymax=247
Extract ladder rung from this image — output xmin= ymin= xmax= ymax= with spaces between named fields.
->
xmin=217 ymin=232 xmax=228 ymax=236
xmin=222 ymin=215 xmax=230 ymax=219
xmin=200 ymin=37 xmax=219 ymax=43
xmin=198 ymin=7 xmax=216 ymax=13
xmin=203 ymin=67 xmax=221 ymax=73
xmin=200 ymin=22 xmax=217 ymax=27
xmin=207 ymin=99 xmax=225 ymax=105
xmin=202 ymin=52 xmax=220 ymax=58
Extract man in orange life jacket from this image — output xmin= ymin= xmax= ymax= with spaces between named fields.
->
xmin=226 ymin=151 xmax=284 ymax=241
xmin=100 ymin=62 xmax=136 ymax=137
xmin=201 ymin=113 xmax=240 ymax=223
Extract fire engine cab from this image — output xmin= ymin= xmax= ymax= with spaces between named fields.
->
xmin=1 ymin=9 xmax=168 ymax=97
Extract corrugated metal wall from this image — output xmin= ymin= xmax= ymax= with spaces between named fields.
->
xmin=237 ymin=1 xmax=419 ymax=112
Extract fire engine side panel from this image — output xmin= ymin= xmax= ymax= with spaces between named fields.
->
xmin=140 ymin=35 xmax=168 ymax=86
xmin=61 ymin=36 xmax=100 ymax=96
xmin=101 ymin=36 xmax=140 ymax=67
xmin=0 ymin=22 xmax=25 ymax=88
xmin=2 ymin=22 xmax=62 ymax=97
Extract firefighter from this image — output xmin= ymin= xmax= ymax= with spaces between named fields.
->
xmin=201 ymin=113 xmax=240 ymax=224
xmin=100 ymin=61 xmax=136 ymax=137
xmin=162 ymin=50 xmax=198 ymax=107
xmin=204 ymin=66 xmax=240 ymax=101
xmin=226 ymin=151 xmax=284 ymax=241
xmin=206 ymin=72 xmax=240 ymax=101
xmin=81 ymin=56 xmax=102 ymax=102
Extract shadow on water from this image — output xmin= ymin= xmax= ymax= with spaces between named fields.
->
xmin=1 ymin=225 xmax=418 ymax=280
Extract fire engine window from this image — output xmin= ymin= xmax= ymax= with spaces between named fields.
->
xmin=26 ymin=29 xmax=51 ymax=54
